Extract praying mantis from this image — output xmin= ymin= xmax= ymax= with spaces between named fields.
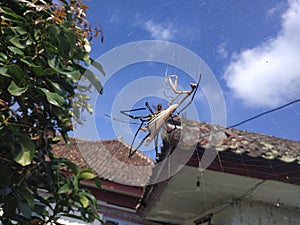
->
xmin=109 ymin=74 xmax=201 ymax=159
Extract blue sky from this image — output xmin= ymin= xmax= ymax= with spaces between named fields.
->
xmin=72 ymin=0 xmax=300 ymax=155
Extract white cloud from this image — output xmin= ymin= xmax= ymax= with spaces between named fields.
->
xmin=144 ymin=20 xmax=175 ymax=40
xmin=224 ymin=0 xmax=300 ymax=108
xmin=217 ymin=42 xmax=228 ymax=59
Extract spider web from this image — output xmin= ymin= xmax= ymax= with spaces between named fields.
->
xmin=83 ymin=0 xmax=300 ymax=223
xmin=91 ymin=0 xmax=299 ymax=143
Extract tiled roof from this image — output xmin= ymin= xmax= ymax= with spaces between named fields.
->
xmin=164 ymin=120 xmax=300 ymax=164
xmin=52 ymin=137 xmax=154 ymax=187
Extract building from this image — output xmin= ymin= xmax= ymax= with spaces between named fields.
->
xmin=52 ymin=137 xmax=157 ymax=225
xmin=138 ymin=120 xmax=300 ymax=225
xmin=53 ymin=120 xmax=300 ymax=225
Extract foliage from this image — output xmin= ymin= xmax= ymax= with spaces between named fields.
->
xmin=0 ymin=0 xmax=104 ymax=224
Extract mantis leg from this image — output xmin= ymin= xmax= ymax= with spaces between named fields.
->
xmin=177 ymin=74 xmax=201 ymax=115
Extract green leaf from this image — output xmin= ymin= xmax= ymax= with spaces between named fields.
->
xmin=8 ymin=80 xmax=28 ymax=96
xmin=20 ymin=57 xmax=36 ymax=67
xmin=91 ymin=58 xmax=106 ymax=76
xmin=0 ymin=6 xmax=25 ymax=23
xmin=0 ymin=67 xmax=10 ymax=77
xmin=58 ymin=183 xmax=71 ymax=194
xmin=84 ymin=58 xmax=92 ymax=66
xmin=59 ymin=130 xmax=70 ymax=145
xmin=8 ymin=64 xmax=24 ymax=84
xmin=83 ymin=39 xmax=91 ymax=53
xmin=81 ymin=191 xmax=98 ymax=208
xmin=17 ymin=186 xmax=34 ymax=208
xmin=78 ymin=168 xmax=96 ymax=180
xmin=32 ymin=65 xmax=43 ymax=75
xmin=66 ymin=69 xmax=80 ymax=81
xmin=14 ymin=134 xmax=35 ymax=166
xmin=9 ymin=37 xmax=26 ymax=49
xmin=72 ymin=175 xmax=79 ymax=192
xmin=40 ymin=160 xmax=54 ymax=186
xmin=51 ymin=137 xmax=61 ymax=144
xmin=40 ymin=68 xmax=57 ymax=76
xmin=8 ymin=46 xmax=24 ymax=56
xmin=93 ymin=178 xmax=102 ymax=188
xmin=73 ymin=49 xmax=87 ymax=61
xmin=79 ymin=195 xmax=89 ymax=208
xmin=86 ymin=103 xmax=93 ymax=114
xmin=58 ymin=35 xmax=71 ymax=59
xmin=18 ymin=201 xmax=32 ymax=218
xmin=47 ymin=55 xmax=78 ymax=81
xmin=47 ymin=55 xmax=60 ymax=70
xmin=11 ymin=26 xmax=27 ymax=35
xmin=58 ymin=158 xmax=80 ymax=175
xmin=38 ymin=87 xmax=64 ymax=107
xmin=83 ymin=69 xmax=103 ymax=94
xmin=83 ymin=53 xmax=90 ymax=61
xmin=46 ymin=79 xmax=63 ymax=94
xmin=0 ymin=52 xmax=8 ymax=62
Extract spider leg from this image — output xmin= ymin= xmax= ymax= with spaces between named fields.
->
xmin=129 ymin=119 xmax=145 ymax=157
xmin=167 ymin=115 xmax=177 ymax=133
xmin=129 ymin=129 xmax=151 ymax=158
xmin=121 ymin=107 xmax=146 ymax=118
xmin=145 ymin=102 xmax=154 ymax=114
xmin=121 ymin=107 xmax=147 ymax=113
xmin=120 ymin=107 xmax=152 ymax=120
xmin=120 ymin=105 xmax=156 ymax=157
xmin=104 ymin=114 xmax=140 ymax=125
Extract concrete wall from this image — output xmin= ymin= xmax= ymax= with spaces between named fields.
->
xmin=188 ymin=201 xmax=300 ymax=225
xmin=230 ymin=201 xmax=300 ymax=225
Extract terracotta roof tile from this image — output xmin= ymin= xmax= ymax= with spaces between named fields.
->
xmin=52 ymin=137 xmax=154 ymax=187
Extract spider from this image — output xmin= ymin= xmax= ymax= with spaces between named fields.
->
xmin=119 ymin=74 xmax=201 ymax=159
